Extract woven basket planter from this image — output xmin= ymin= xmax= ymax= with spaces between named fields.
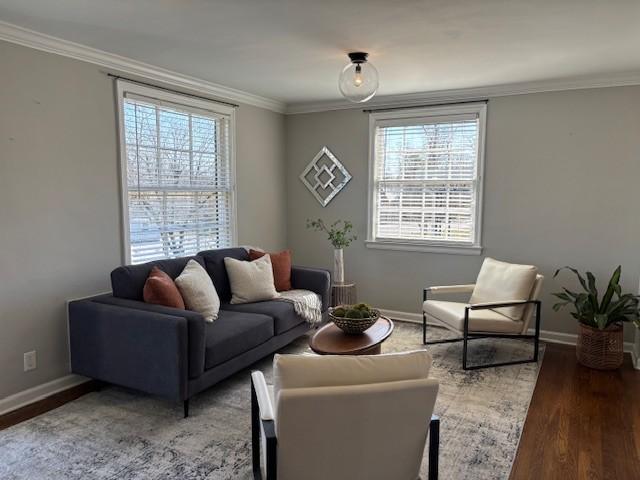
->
xmin=576 ymin=323 xmax=623 ymax=370
xmin=329 ymin=307 xmax=380 ymax=334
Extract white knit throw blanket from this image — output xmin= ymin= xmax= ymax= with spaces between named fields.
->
xmin=276 ymin=289 xmax=323 ymax=326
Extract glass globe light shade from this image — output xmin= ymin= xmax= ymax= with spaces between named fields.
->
xmin=338 ymin=56 xmax=379 ymax=103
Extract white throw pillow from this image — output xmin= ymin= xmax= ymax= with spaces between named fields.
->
xmin=175 ymin=260 xmax=220 ymax=322
xmin=224 ymin=255 xmax=280 ymax=304
xmin=469 ymin=257 xmax=538 ymax=321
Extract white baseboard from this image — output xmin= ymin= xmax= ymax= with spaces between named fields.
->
xmin=0 ymin=374 xmax=89 ymax=416
xmin=527 ymin=329 xmax=637 ymax=355
xmin=380 ymin=308 xmax=637 ymax=354
xmin=380 ymin=309 xmax=423 ymax=323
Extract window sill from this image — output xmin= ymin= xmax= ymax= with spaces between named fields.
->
xmin=365 ymin=240 xmax=483 ymax=256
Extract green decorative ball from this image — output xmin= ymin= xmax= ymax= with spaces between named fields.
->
xmin=333 ymin=307 xmax=346 ymax=317
xmin=345 ymin=309 xmax=363 ymax=319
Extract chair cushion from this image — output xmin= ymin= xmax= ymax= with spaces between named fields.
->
xmin=204 ymin=310 xmax=274 ymax=369
xmin=221 ymin=301 xmax=304 ymax=335
xmin=470 ymin=257 xmax=538 ymax=320
xmin=423 ymin=300 xmax=523 ymax=333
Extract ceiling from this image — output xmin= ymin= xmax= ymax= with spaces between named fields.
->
xmin=2 ymin=0 xmax=640 ymax=109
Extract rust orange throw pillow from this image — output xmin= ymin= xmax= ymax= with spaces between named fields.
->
xmin=143 ymin=266 xmax=186 ymax=309
xmin=249 ymin=249 xmax=292 ymax=292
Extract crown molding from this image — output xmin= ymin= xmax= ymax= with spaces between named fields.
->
xmin=0 ymin=20 xmax=286 ymax=113
xmin=285 ymin=71 xmax=640 ymax=114
xmin=4 ymin=20 xmax=640 ymax=116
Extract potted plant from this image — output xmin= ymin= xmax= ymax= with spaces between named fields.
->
xmin=553 ymin=265 xmax=640 ymax=370
xmin=306 ymin=219 xmax=357 ymax=284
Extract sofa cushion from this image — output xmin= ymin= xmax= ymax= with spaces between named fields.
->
xmin=198 ymin=248 xmax=249 ymax=302
xmin=221 ymin=301 xmax=305 ymax=335
xmin=111 ymin=256 xmax=205 ymax=301
xmin=204 ymin=310 xmax=274 ymax=369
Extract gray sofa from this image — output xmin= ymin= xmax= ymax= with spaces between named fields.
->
xmin=68 ymin=247 xmax=330 ymax=417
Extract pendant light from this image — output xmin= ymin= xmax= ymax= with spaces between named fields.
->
xmin=338 ymin=52 xmax=379 ymax=103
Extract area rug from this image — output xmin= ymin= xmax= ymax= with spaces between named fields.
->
xmin=0 ymin=322 xmax=543 ymax=479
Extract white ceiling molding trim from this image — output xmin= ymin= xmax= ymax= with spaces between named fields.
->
xmin=286 ymin=71 xmax=640 ymax=114
xmin=0 ymin=20 xmax=286 ymax=113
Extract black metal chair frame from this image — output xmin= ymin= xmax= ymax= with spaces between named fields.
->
xmin=422 ymin=287 xmax=541 ymax=370
xmin=251 ymin=375 xmax=440 ymax=480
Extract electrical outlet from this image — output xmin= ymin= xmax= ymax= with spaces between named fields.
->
xmin=24 ymin=351 xmax=37 ymax=372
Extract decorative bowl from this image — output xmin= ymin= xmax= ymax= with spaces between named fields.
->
xmin=329 ymin=306 xmax=380 ymax=334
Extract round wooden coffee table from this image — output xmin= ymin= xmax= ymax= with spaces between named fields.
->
xmin=310 ymin=317 xmax=394 ymax=355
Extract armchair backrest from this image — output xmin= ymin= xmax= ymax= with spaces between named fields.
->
xmin=520 ymin=274 xmax=544 ymax=333
xmin=470 ymin=257 xmax=539 ymax=321
xmin=273 ymin=351 xmax=439 ymax=480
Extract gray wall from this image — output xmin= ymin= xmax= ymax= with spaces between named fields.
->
xmin=286 ymin=86 xmax=640 ymax=341
xmin=0 ymin=40 xmax=286 ymax=399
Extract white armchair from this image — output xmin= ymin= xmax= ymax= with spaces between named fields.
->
xmin=422 ymin=257 xmax=543 ymax=370
xmin=251 ymin=350 xmax=440 ymax=480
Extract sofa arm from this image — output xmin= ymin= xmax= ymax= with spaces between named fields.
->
xmin=91 ymin=294 xmax=206 ymax=379
xmin=69 ymin=298 xmax=189 ymax=401
xmin=291 ymin=266 xmax=331 ymax=311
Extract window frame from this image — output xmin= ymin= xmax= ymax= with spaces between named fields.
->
xmin=115 ymin=80 xmax=238 ymax=264
xmin=366 ymin=103 xmax=487 ymax=255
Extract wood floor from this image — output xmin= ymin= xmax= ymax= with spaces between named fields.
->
xmin=510 ymin=343 xmax=640 ymax=479
xmin=2 ymin=345 xmax=639 ymax=479
xmin=0 ymin=381 xmax=98 ymax=431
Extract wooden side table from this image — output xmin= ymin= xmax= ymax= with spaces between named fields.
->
xmin=331 ymin=283 xmax=357 ymax=307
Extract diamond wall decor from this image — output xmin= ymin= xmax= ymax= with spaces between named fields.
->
xmin=299 ymin=147 xmax=352 ymax=207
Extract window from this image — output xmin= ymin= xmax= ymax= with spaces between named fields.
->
xmin=116 ymin=81 xmax=236 ymax=264
xmin=367 ymin=103 xmax=486 ymax=254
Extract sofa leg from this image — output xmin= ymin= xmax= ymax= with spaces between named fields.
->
xmin=184 ymin=399 xmax=190 ymax=418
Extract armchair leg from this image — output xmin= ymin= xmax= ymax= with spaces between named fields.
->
xmin=183 ymin=399 xmax=189 ymax=418
xmin=422 ymin=289 xmax=428 ymax=345
xmin=461 ymin=301 xmax=542 ymax=370
xmin=462 ymin=308 xmax=470 ymax=370
xmin=265 ymin=428 xmax=277 ymax=480
xmin=423 ymin=313 xmax=427 ymax=345
xmin=251 ymin=377 xmax=278 ymax=480
xmin=428 ymin=415 xmax=440 ymax=480
xmin=251 ymin=382 xmax=261 ymax=479
xmin=533 ymin=300 xmax=541 ymax=363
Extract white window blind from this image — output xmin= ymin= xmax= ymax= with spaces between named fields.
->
xmin=118 ymin=82 xmax=235 ymax=264
xmin=369 ymin=105 xmax=485 ymax=250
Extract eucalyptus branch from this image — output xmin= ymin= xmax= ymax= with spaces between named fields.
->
xmin=306 ymin=218 xmax=357 ymax=249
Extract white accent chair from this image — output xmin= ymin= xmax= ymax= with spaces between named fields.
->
xmin=422 ymin=257 xmax=543 ymax=370
xmin=251 ymin=350 xmax=440 ymax=480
